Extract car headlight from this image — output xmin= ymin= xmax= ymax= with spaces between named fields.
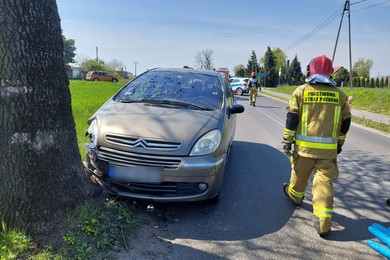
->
xmin=86 ymin=119 xmax=98 ymax=147
xmin=190 ymin=129 xmax=221 ymax=156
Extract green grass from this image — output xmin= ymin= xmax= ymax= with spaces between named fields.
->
xmin=70 ymin=80 xmax=124 ymax=160
xmin=60 ymin=199 xmax=139 ymax=259
xmin=266 ymin=85 xmax=390 ymax=116
xmin=343 ymin=88 xmax=390 ymax=115
xmin=0 ymin=199 xmax=140 ymax=259
xmin=0 ymin=221 xmax=33 ymax=259
xmin=265 ymin=85 xmax=390 ymax=133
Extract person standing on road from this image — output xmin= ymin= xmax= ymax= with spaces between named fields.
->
xmin=248 ymin=72 xmax=259 ymax=107
xmin=282 ymin=55 xmax=352 ymax=237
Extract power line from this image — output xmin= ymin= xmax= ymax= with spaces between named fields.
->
xmin=128 ymin=1 xmax=389 ymax=53
xmin=130 ymin=7 xmax=343 ymax=52
xmin=283 ymin=7 xmax=344 ymax=51
xmin=283 ymin=0 xmax=390 ymax=51
xmin=353 ymin=0 xmax=390 ymax=10
xmin=351 ymin=0 xmax=369 ymax=5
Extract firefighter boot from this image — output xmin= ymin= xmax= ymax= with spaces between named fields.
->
xmin=283 ymin=183 xmax=304 ymax=206
xmin=312 ymin=215 xmax=332 ymax=238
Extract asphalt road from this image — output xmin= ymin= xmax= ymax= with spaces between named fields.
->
xmin=121 ymin=93 xmax=390 ymax=260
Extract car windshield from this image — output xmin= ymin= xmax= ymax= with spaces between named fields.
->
xmin=114 ymin=70 xmax=223 ymax=110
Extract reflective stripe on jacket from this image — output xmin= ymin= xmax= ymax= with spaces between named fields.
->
xmin=285 ymin=83 xmax=351 ymax=159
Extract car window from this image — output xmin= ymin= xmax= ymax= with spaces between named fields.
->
xmin=114 ymin=70 xmax=223 ymax=110
xmin=224 ymin=77 xmax=234 ymax=105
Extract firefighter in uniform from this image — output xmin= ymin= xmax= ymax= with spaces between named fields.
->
xmin=248 ymin=72 xmax=258 ymax=107
xmin=282 ymin=55 xmax=351 ymax=237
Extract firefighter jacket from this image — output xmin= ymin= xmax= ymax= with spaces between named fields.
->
xmin=248 ymin=78 xmax=258 ymax=89
xmin=284 ymin=82 xmax=351 ymax=159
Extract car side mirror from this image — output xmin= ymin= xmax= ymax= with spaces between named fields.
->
xmin=229 ymin=104 xmax=245 ymax=115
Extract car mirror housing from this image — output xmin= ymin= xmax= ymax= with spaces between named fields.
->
xmin=230 ymin=104 xmax=245 ymax=115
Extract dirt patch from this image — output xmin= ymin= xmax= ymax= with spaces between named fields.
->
xmin=113 ymin=203 xmax=179 ymax=260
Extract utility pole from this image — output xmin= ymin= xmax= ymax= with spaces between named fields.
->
xmin=96 ymin=46 xmax=99 ymax=61
xmin=332 ymin=0 xmax=353 ymax=89
xmin=347 ymin=0 xmax=353 ymax=89
xmin=134 ymin=61 xmax=138 ymax=77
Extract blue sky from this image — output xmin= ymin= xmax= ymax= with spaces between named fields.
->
xmin=57 ymin=0 xmax=390 ymax=77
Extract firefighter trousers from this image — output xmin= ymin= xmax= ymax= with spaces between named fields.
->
xmin=287 ymin=151 xmax=339 ymax=233
xmin=249 ymin=87 xmax=257 ymax=105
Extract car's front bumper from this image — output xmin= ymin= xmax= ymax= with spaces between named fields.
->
xmin=84 ymin=150 xmax=226 ymax=202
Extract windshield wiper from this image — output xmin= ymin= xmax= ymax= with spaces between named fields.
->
xmin=148 ymin=100 xmax=211 ymax=110
xmin=115 ymin=99 xmax=211 ymax=110
xmin=115 ymin=99 xmax=156 ymax=103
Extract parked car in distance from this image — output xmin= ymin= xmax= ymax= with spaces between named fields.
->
xmin=230 ymin=77 xmax=249 ymax=95
xmin=84 ymin=67 xmax=245 ymax=203
xmin=86 ymin=71 xmax=118 ymax=83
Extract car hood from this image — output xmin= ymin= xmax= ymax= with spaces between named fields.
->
xmin=91 ymin=100 xmax=222 ymax=154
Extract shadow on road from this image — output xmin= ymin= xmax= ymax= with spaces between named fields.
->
xmin=134 ymin=141 xmax=296 ymax=241
xmin=133 ymin=142 xmax=389 ymax=244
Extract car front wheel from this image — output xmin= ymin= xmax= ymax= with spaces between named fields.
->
xmin=93 ymin=78 xmax=99 ymax=81
xmin=236 ymin=87 xmax=243 ymax=96
xmin=112 ymin=79 xmax=118 ymax=83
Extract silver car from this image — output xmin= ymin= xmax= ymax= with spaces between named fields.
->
xmin=84 ymin=68 xmax=244 ymax=202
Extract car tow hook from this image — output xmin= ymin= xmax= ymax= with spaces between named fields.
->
xmin=147 ymin=204 xmax=155 ymax=212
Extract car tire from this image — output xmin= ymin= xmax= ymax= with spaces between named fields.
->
xmin=236 ymin=88 xmax=243 ymax=96
xmin=112 ymin=79 xmax=118 ymax=83
xmin=93 ymin=78 xmax=99 ymax=81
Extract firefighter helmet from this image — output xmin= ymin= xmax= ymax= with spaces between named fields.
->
xmin=307 ymin=55 xmax=333 ymax=77
xmin=251 ymin=72 xmax=256 ymax=77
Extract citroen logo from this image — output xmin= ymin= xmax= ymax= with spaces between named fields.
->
xmin=133 ymin=137 xmax=149 ymax=149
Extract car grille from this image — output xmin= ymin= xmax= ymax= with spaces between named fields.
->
xmin=105 ymin=134 xmax=181 ymax=151
xmin=97 ymin=146 xmax=181 ymax=169
xmin=115 ymin=182 xmax=203 ymax=197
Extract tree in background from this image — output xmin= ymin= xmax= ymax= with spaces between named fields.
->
xmin=63 ymin=35 xmax=76 ymax=65
xmin=353 ymin=58 xmax=373 ymax=78
xmin=272 ymin=48 xmax=287 ymax=72
xmin=287 ymin=55 xmax=303 ymax=85
xmin=260 ymin=47 xmax=286 ymax=76
xmin=233 ymin=64 xmax=247 ymax=77
xmin=80 ymin=58 xmax=106 ymax=71
xmin=375 ymin=77 xmax=380 ymax=88
xmin=333 ymin=67 xmax=350 ymax=87
xmin=279 ymin=63 xmax=288 ymax=85
xmin=263 ymin=47 xmax=278 ymax=87
xmin=107 ymin=59 xmax=124 ymax=71
xmin=79 ymin=57 xmax=125 ymax=74
xmin=195 ymin=49 xmax=214 ymax=70
xmin=0 ymin=0 xmax=92 ymax=231
xmin=247 ymin=50 xmax=259 ymax=74
xmin=369 ymin=78 xmax=375 ymax=88
xmin=353 ymin=77 xmax=358 ymax=88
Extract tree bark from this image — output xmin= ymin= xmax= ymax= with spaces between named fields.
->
xmin=0 ymin=0 xmax=91 ymax=232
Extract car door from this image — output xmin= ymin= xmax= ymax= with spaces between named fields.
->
xmin=223 ymin=76 xmax=237 ymax=151
xmin=102 ymin=72 xmax=111 ymax=81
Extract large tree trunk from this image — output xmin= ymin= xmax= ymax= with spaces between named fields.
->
xmin=0 ymin=0 xmax=91 ymax=232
